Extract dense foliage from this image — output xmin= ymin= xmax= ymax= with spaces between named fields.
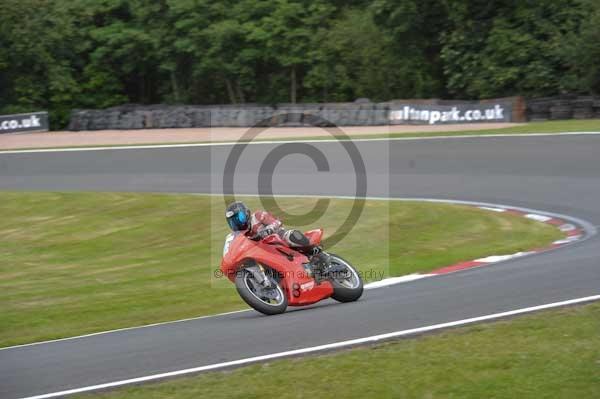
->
xmin=1 ymin=0 xmax=599 ymax=127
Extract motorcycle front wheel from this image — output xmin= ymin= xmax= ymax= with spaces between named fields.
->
xmin=327 ymin=254 xmax=364 ymax=303
xmin=235 ymin=268 xmax=288 ymax=315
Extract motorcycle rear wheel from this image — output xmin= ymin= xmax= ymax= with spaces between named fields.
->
xmin=235 ymin=268 xmax=288 ymax=315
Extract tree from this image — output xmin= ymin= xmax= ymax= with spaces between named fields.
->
xmin=0 ymin=0 xmax=82 ymax=127
xmin=304 ymin=8 xmax=412 ymax=101
xmin=257 ymin=0 xmax=335 ymax=103
xmin=168 ymin=0 xmax=271 ymax=104
xmin=570 ymin=0 xmax=600 ymax=93
xmin=78 ymin=0 xmax=167 ymax=104
xmin=1 ymin=0 xmax=599 ymax=129
xmin=371 ymin=0 xmax=449 ymax=98
xmin=440 ymin=0 xmax=588 ymax=98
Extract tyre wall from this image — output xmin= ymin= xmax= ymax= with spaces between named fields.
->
xmin=67 ymin=97 xmax=526 ymax=131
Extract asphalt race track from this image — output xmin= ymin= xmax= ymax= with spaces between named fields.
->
xmin=1 ymin=134 xmax=600 ymax=398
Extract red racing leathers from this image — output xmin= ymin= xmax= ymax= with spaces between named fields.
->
xmin=246 ymin=210 xmax=310 ymax=249
xmin=247 ymin=210 xmax=283 ymax=239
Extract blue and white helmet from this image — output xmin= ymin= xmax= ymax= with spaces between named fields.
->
xmin=226 ymin=202 xmax=251 ymax=231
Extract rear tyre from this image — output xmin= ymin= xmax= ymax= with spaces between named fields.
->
xmin=235 ymin=268 xmax=288 ymax=315
xmin=327 ymin=254 xmax=363 ymax=303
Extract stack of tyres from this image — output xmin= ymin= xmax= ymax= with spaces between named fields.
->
xmin=572 ymin=97 xmax=595 ymax=120
xmin=550 ymin=99 xmax=574 ymax=120
xmin=527 ymin=97 xmax=553 ymax=121
xmin=594 ymin=99 xmax=600 ymax=118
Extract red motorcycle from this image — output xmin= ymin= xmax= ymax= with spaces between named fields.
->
xmin=220 ymin=229 xmax=363 ymax=315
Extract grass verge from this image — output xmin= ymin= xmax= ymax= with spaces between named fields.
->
xmin=361 ymin=119 xmax=600 ymax=139
xmin=0 ymin=192 xmax=561 ymax=347
xmin=258 ymin=119 xmax=600 ymax=143
xmin=81 ymin=302 xmax=600 ymax=399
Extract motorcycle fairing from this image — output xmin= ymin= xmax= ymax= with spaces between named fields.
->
xmin=220 ymin=231 xmax=333 ymax=306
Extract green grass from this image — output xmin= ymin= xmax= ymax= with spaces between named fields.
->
xmin=0 ymin=192 xmax=562 ymax=347
xmin=272 ymin=119 xmax=600 ymax=142
xmin=82 ymin=302 xmax=600 ymax=399
xmin=364 ymin=119 xmax=600 ymax=140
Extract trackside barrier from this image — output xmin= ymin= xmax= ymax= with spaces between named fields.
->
xmin=0 ymin=112 xmax=49 ymax=134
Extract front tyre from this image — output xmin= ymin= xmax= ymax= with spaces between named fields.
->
xmin=327 ymin=254 xmax=363 ymax=303
xmin=235 ymin=268 xmax=288 ymax=315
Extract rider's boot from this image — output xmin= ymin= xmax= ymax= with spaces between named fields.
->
xmin=302 ymin=246 xmax=330 ymax=282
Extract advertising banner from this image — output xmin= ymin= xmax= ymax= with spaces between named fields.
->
xmin=388 ymin=102 xmax=513 ymax=125
xmin=0 ymin=112 xmax=49 ymax=134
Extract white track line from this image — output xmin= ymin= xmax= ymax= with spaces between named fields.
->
xmin=478 ymin=206 xmax=506 ymax=212
xmin=20 ymin=294 xmax=600 ymax=399
xmin=1 ymin=131 xmax=599 ymax=154
xmin=559 ymin=224 xmax=576 ymax=232
xmin=2 ymin=196 xmax=594 ymax=352
xmin=474 ymin=252 xmax=533 ymax=263
xmin=525 ymin=213 xmax=553 ymax=222
xmin=553 ymin=236 xmax=582 ymax=245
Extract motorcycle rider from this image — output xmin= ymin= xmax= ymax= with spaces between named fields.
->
xmin=225 ymin=201 xmax=329 ymax=273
